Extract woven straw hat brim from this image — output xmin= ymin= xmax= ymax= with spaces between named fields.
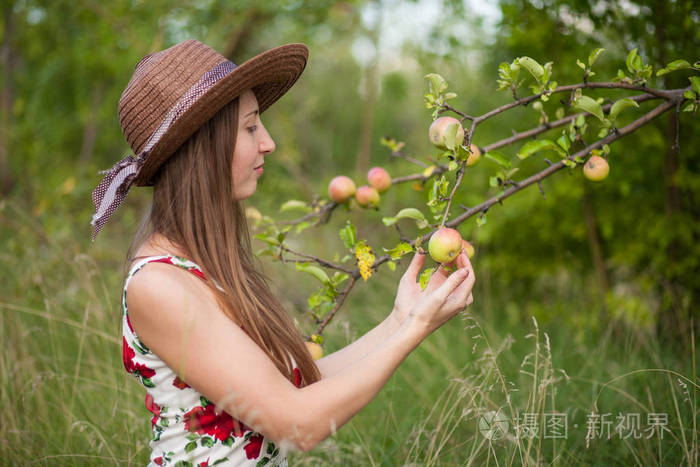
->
xmin=119 ymin=41 xmax=308 ymax=187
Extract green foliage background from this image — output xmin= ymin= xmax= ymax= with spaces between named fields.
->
xmin=1 ymin=0 xmax=698 ymax=464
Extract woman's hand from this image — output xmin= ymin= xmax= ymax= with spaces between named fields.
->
xmin=391 ymin=250 xmax=474 ymax=330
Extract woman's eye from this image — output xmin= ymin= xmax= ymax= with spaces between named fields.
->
xmin=247 ymin=125 xmax=258 ymax=133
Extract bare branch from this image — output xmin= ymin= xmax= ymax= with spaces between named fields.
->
xmin=315 ymin=275 xmax=359 ymax=335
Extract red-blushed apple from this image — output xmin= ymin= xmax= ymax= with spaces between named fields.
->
xmin=583 ymin=155 xmax=609 ymax=181
xmin=305 ymin=341 xmax=323 ymax=360
xmin=428 ymin=227 xmax=463 ymax=263
xmin=355 ymin=185 xmax=380 ymax=207
xmin=429 ymin=116 xmax=465 ymax=150
xmin=466 ymin=144 xmax=481 ymax=166
xmin=445 ymin=239 xmax=475 ymax=270
xmin=328 ymin=175 xmax=356 ymax=203
xmin=367 ymin=167 xmax=392 ymax=193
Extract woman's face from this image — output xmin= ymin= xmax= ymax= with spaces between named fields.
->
xmin=232 ymin=89 xmax=276 ymax=200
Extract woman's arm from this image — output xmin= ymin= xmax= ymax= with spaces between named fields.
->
xmin=126 ymin=252 xmax=474 ymax=453
xmin=314 ymin=310 xmax=401 ymax=379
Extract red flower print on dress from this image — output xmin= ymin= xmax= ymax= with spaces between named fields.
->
xmin=198 ymin=458 xmax=210 ymax=467
xmin=125 ymin=313 xmax=134 ymax=333
xmin=172 ymin=375 xmax=191 ymax=389
xmin=244 ymin=434 xmax=264 ymax=459
xmin=153 ymin=457 xmax=164 ymax=465
xmin=145 ymin=393 xmax=161 ymax=428
xmin=184 ymin=404 xmax=253 ymax=442
xmin=122 ymin=337 xmax=155 ymax=378
xmin=184 ymin=404 xmax=218 ymax=436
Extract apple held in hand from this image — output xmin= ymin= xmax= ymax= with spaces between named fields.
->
xmin=583 ymin=155 xmax=610 ymax=181
xmin=429 ymin=116 xmax=465 ymax=150
xmin=305 ymin=341 xmax=323 ymax=360
xmin=355 ymin=185 xmax=380 ymax=208
xmin=428 ymin=227 xmax=463 ymax=263
xmin=328 ymin=175 xmax=356 ymax=202
xmin=367 ymin=167 xmax=392 ymax=193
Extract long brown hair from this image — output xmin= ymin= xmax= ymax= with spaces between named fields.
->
xmin=126 ymin=95 xmax=321 ymax=388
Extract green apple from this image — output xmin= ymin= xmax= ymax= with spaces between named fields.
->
xmin=429 ymin=116 xmax=465 ymax=150
xmin=428 ymin=227 xmax=463 ymax=263
xmin=583 ymin=155 xmax=610 ymax=181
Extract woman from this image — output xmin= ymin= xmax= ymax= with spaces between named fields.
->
xmin=91 ymin=39 xmax=475 ymax=466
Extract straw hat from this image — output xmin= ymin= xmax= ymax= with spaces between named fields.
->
xmin=91 ymin=39 xmax=309 ymax=240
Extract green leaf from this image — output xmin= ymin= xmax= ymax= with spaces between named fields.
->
xmin=556 ymin=134 xmax=570 ymax=153
xmin=588 ymin=48 xmax=605 ymax=67
xmin=425 ymin=73 xmax=447 ymax=94
xmin=331 ymin=272 xmax=349 ymax=286
xmin=516 ymin=56 xmax=545 ymax=83
xmin=573 ymin=95 xmax=606 ymax=124
xmin=383 ymin=242 xmax=414 ymax=260
xmin=690 ymin=76 xmax=700 ymax=95
xmin=185 ymin=441 xmax=197 ymax=453
xmin=489 ymin=175 xmax=500 ymax=188
xmin=476 ymin=214 xmax=487 ymax=226
xmin=254 ymin=233 xmax=280 ymax=246
xmin=576 ymin=59 xmax=586 ymax=70
xmin=444 ymin=122 xmax=461 ymax=150
xmin=517 ymin=139 xmax=566 ymax=160
xmin=682 ymin=101 xmax=695 ymax=112
xmin=684 ymin=90 xmax=697 ymax=100
xmin=382 ymin=208 xmax=429 ymax=229
xmin=609 ymin=98 xmax=639 ymax=121
xmin=626 ymin=49 xmax=640 ymax=73
xmin=339 ymin=220 xmax=357 ymax=250
xmin=419 ymin=267 xmax=435 ymax=290
xmin=295 ymin=221 xmax=312 ymax=234
xmin=279 ymin=200 xmax=311 ymax=213
xmin=387 ymin=260 xmax=396 ymax=271
xmin=295 ymin=262 xmax=330 ymax=285
xmin=656 ymin=59 xmax=692 ymax=76
xmin=484 ymin=150 xmax=511 ymax=169
xmin=201 ymin=436 xmax=215 ymax=448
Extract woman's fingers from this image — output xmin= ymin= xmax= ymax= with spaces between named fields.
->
xmin=403 ymin=252 xmax=425 ymax=283
xmin=434 ymin=267 xmax=470 ymax=303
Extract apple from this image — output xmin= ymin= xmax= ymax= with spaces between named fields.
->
xmin=465 ymin=144 xmax=481 ymax=167
xmin=328 ymin=175 xmax=356 ymax=203
xmin=429 ymin=116 xmax=465 ymax=150
xmin=305 ymin=341 xmax=323 ymax=360
xmin=367 ymin=167 xmax=392 ymax=193
xmin=355 ymin=185 xmax=380 ymax=208
xmin=583 ymin=155 xmax=610 ymax=181
xmin=428 ymin=227 xmax=463 ymax=263
xmin=461 ymin=239 xmax=475 ymax=259
xmin=445 ymin=239 xmax=475 ymax=270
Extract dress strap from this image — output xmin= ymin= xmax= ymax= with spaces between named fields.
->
xmin=126 ymin=254 xmax=208 ymax=285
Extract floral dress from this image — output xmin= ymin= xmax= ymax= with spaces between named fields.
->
xmin=122 ymin=255 xmax=300 ymax=466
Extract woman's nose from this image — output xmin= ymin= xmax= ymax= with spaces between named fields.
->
xmin=260 ymin=126 xmax=275 ymax=154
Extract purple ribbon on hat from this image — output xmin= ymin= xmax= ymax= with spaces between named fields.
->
xmin=90 ymin=60 xmax=237 ymax=241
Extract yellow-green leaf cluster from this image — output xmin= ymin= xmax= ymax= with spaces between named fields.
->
xmin=355 ymin=240 xmax=375 ymax=282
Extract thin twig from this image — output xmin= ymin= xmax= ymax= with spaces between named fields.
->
xmin=315 ymin=275 xmax=358 ymax=335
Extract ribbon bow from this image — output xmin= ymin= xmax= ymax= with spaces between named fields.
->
xmin=90 ymin=151 xmax=148 ymax=241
